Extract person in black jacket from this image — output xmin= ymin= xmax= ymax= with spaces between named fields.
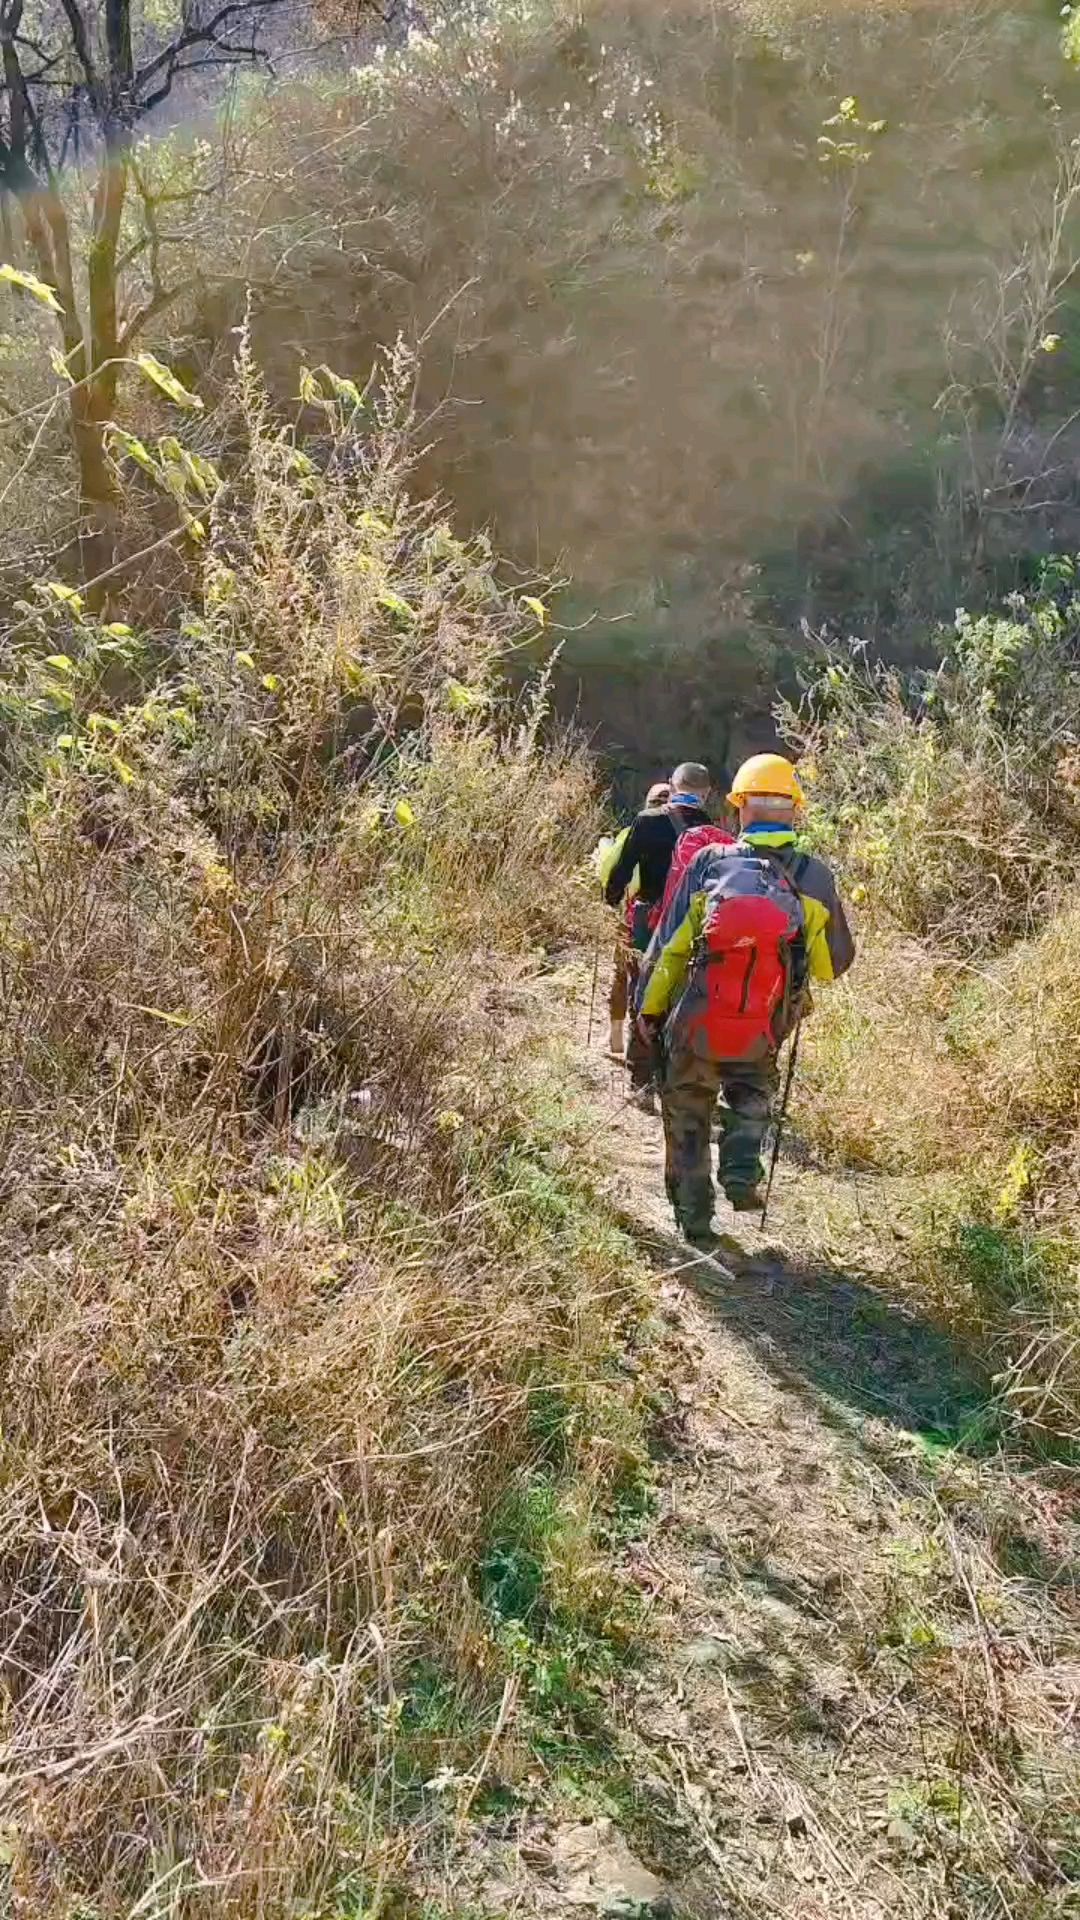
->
xmin=604 ymin=763 xmax=715 ymax=932
xmin=603 ymin=762 xmax=714 ymax=1105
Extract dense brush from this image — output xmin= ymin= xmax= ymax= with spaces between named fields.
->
xmin=0 ymin=349 xmax=649 ymax=1918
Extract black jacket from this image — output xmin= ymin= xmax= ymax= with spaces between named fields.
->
xmin=603 ymin=803 xmax=713 ymax=909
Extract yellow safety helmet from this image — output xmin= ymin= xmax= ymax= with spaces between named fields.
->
xmin=728 ymin=752 xmax=805 ymax=808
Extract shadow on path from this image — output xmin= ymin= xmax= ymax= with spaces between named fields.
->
xmin=624 ymin=1213 xmax=1080 ymax=1627
xmin=628 ymin=1214 xmax=992 ymax=1451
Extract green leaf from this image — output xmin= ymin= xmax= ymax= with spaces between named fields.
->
xmin=394 ymin=798 xmax=416 ymax=828
xmin=234 ymin=651 xmax=255 ymax=670
xmin=131 ymin=1003 xmax=190 ymax=1026
xmin=108 ymin=428 xmax=159 ymax=477
xmin=135 ymin=353 xmax=203 ymax=411
xmin=45 ymin=582 xmax=83 ymax=609
xmin=261 ymin=673 xmax=280 ymax=692
xmin=190 ymin=454 xmax=219 ymax=496
xmin=446 ymin=677 xmax=488 ymax=714
xmin=377 ymin=590 xmax=416 ymax=621
xmin=49 ymin=347 xmax=74 ymax=383
xmin=906 ymin=1622 xmax=938 ymax=1648
xmin=319 ymin=365 xmax=363 ymax=409
xmin=171 ymin=445 xmax=219 ymax=499
xmin=0 ymin=262 xmax=62 ymax=312
xmin=55 ymin=733 xmax=75 ymax=750
xmin=1039 ymin=333 xmax=1062 ymax=352
xmin=104 ymin=622 xmax=133 ymax=637
xmin=521 ymin=595 xmax=547 ymax=627
xmin=45 ymin=654 xmax=74 ymax=673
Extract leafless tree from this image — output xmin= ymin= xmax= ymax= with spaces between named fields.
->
xmin=0 ymin=0 xmax=307 ymax=582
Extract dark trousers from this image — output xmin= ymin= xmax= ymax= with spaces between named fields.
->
xmin=661 ymin=1048 xmax=774 ymax=1230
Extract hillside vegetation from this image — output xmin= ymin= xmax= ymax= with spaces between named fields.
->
xmin=7 ymin=0 xmax=1080 ymax=779
xmin=788 ymin=563 xmax=1080 ymax=1445
xmin=1 ymin=1 xmax=1080 ymax=1914
xmin=0 ymin=348 xmax=660 ymax=1918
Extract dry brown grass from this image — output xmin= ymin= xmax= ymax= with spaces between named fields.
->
xmin=958 ymin=906 xmax=1080 ymax=1137
xmin=789 ymin=914 xmax=1080 ymax=1447
xmin=777 ymin=594 xmax=1080 ymax=1447
xmin=0 ymin=350 xmax=652 ymax=1918
xmin=794 ymin=934 xmax=985 ymax=1176
xmin=6 ymin=0 xmax=1080 ymax=788
xmin=227 ymin=0 xmax=1077 ymax=781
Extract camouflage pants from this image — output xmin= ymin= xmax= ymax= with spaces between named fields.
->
xmin=661 ymin=1048 xmax=774 ymax=1232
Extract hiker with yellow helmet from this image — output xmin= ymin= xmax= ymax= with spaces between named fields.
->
xmin=636 ymin=752 xmax=854 ymax=1246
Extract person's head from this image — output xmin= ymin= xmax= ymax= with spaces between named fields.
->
xmin=668 ymin=762 xmax=712 ymax=807
xmin=644 ymin=781 xmax=672 ymax=809
xmin=727 ymin=753 xmax=804 ymax=829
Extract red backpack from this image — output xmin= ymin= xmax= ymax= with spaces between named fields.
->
xmin=677 ymin=846 xmax=806 ymax=1060
xmin=656 ymin=821 xmax=735 ymax=926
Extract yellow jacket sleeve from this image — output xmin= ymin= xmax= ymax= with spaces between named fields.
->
xmin=595 ymin=826 xmax=643 ymax=902
xmin=801 ymin=895 xmax=833 ymax=982
xmin=594 ymin=826 xmax=628 ymax=888
xmin=640 ymin=894 xmax=705 ymax=1016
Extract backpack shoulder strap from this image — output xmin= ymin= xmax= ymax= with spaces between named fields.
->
xmin=750 ymin=840 xmax=808 ymax=904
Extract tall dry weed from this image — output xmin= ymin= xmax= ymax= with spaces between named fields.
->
xmin=0 ymin=348 xmax=644 ymax=1918
xmin=786 ymin=601 xmax=1080 ymax=1446
xmin=795 ymin=936 xmax=985 ymax=1175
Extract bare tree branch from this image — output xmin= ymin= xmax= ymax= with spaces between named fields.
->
xmin=55 ymin=0 xmax=101 ymax=108
xmin=117 ymin=281 xmax=185 ymax=353
xmin=0 ymin=0 xmax=333 ymax=588
xmin=135 ymin=0 xmax=289 ymax=102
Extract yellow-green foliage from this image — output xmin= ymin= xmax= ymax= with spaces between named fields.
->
xmin=796 ymin=937 xmax=983 ymax=1175
xmin=0 ymin=351 xmax=649 ymax=1918
xmin=787 ymin=583 xmax=1080 ymax=1443
xmin=958 ymin=906 xmax=1080 ymax=1134
xmin=794 ymin=910 xmax=1080 ymax=1440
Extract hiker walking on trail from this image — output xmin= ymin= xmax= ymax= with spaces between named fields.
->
xmin=603 ymin=763 xmax=724 ymax=1101
xmin=594 ymin=781 xmax=671 ymax=1063
xmin=636 ymin=753 xmax=854 ymax=1247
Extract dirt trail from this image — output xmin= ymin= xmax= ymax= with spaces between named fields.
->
xmin=570 ymin=1036 xmax=1080 ymax=1920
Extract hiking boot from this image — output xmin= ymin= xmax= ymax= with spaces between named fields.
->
xmin=725 ymin=1185 xmax=764 ymax=1215
xmin=627 ymin=1084 xmax=657 ymax=1115
xmin=683 ymin=1223 xmax=721 ymax=1252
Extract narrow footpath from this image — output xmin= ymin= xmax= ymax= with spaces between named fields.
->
xmin=562 ymin=1030 xmax=1080 ymax=1920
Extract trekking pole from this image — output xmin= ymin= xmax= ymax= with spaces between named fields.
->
xmin=585 ymin=930 xmax=601 ymax=1049
xmin=759 ymin=1015 xmax=802 ymax=1232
